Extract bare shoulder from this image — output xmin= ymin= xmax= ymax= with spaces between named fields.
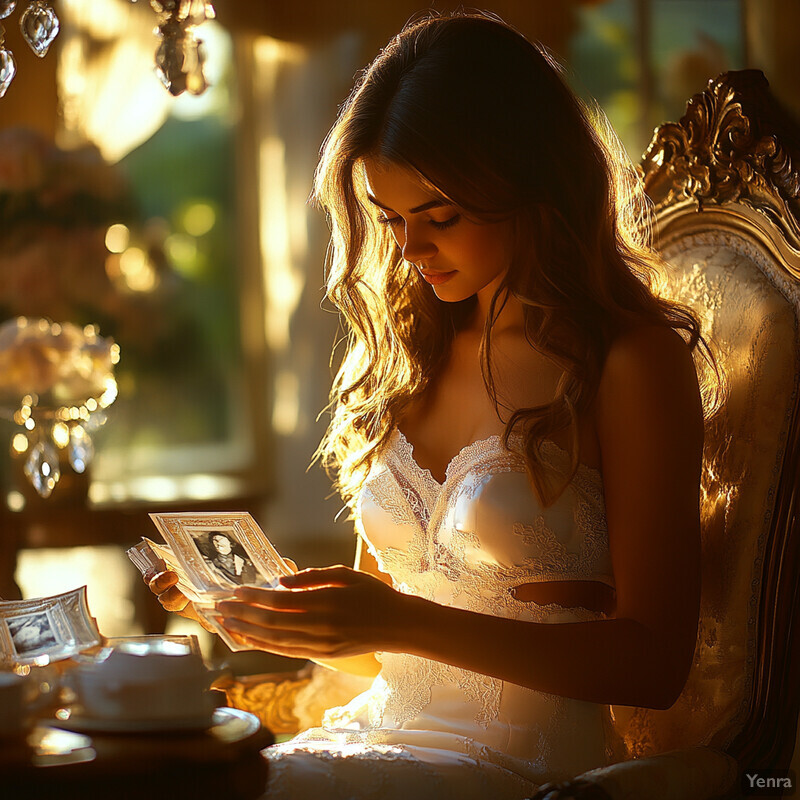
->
xmin=596 ymin=323 xmax=703 ymax=476
xmin=601 ymin=324 xmax=697 ymax=388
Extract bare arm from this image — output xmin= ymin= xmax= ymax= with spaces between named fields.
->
xmin=220 ymin=327 xmax=703 ymax=709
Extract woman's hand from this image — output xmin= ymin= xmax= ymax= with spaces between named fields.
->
xmin=147 ymin=570 xmax=187 ymax=612
xmin=144 ymin=570 xmax=217 ymax=632
xmin=214 ymin=566 xmax=410 ymax=660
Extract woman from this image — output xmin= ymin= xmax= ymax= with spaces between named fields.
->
xmin=150 ymin=11 xmax=705 ymax=799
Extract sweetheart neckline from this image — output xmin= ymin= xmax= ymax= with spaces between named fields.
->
xmin=393 ymin=427 xmax=602 ymax=489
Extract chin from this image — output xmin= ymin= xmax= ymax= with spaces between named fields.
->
xmin=431 ymin=279 xmax=487 ymax=304
xmin=433 ymin=288 xmax=472 ymax=303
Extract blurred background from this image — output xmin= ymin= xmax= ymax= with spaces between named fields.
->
xmin=0 ymin=0 xmax=797 ymax=687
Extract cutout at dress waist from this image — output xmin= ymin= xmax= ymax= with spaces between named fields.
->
xmin=512 ymin=579 xmax=616 ymax=617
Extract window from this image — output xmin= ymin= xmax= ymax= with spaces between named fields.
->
xmin=570 ymin=0 xmax=743 ymax=158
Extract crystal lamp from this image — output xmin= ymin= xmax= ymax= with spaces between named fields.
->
xmin=0 ymin=317 xmax=120 ymax=498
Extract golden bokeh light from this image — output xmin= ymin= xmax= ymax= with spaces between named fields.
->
xmin=11 ymin=434 xmax=28 ymax=454
xmin=105 ymin=223 xmax=131 ymax=254
xmin=183 ymin=202 xmax=216 ymax=237
xmin=119 ymin=247 xmax=158 ymax=292
xmin=52 ymin=422 xmax=71 ymax=449
xmin=99 ymin=380 xmax=119 ymax=408
xmin=6 ymin=491 xmax=25 ymax=512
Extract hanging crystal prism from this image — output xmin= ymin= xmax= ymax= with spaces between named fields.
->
xmin=19 ymin=1 xmax=59 ymax=58
xmin=67 ymin=425 xmax=94 ymax=474
xmin=155 ymin=18 xmax=187 ymax=95
xmin=150 ymin=0 xmax=179 ymax=14
xmin=24 ymin=439 xmax=61 ymax=498
xmin=0 ymin=1 xmax=17 ymax=21
xmin=0 ymin=43 xmax=15 ymax=98
xmin=185 ymin=34 xmax=207 ymax=95
xmin=180 ymin=0 xmax=213 ymax=26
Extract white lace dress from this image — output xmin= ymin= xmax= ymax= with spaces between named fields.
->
xmin=262 ymin=430 xmax=626 ymax=799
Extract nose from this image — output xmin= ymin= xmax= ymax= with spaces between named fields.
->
xmin=400 ymin=221 xmax=438 ymax=264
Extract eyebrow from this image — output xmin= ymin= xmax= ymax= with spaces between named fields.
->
xmin=366 ymin=194 xmax=451 ymax=214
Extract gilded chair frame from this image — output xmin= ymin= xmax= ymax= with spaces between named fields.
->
xmin=641 ymin=70 xmax=800 ymax=777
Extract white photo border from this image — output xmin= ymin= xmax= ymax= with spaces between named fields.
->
xmin=148 ymin=512 xmax=294 ymax=598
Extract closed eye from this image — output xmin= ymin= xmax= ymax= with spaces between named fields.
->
xmin=377 ymin=214 xmax=461 ymax=230
xmin=429 ymin=214 xmax=461 ymax=230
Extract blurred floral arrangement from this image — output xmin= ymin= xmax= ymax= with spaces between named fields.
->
xmin=0 ymin=127 xmax=181 ymax=355
xmin=0 ymin=318 xmax=118 ymax=409
xmin=0 ymin=317 xmax=119 ymax=497
xmin=0 ymin=126 xmax=132 ymax=236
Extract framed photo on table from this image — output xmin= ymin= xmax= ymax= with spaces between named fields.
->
xmin=0 ymin=586 xmax=102 ymax=667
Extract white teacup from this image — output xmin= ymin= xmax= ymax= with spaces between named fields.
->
xmin=69 ymin=639 xmax=216 ymax=724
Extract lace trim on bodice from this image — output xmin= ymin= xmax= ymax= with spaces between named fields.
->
xmin=354 ymin=429 xmax=614 ymax=729
xmin=362 ymin=429 xmax=612 ymax=590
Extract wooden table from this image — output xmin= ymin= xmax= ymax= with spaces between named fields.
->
xmin=1 ymin=707 xmax=274 ymax=799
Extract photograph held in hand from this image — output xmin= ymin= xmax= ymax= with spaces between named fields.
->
xmin=127 ymin=512 xmax=296 ymax=652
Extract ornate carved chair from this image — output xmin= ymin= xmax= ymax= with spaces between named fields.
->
xmin=221 ymin=71 xmax=800 ymax=800
xmin=532 ymin=69 xmax=800 ymax=800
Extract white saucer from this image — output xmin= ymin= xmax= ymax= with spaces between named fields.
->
xmin=49 ymin=706 xmax=259 ymax=737
xmin=51 ymin=710 xmax=215 ymax=734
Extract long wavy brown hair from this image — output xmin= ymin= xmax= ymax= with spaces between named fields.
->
xmin=314 ymin=11 xmax=710 ymax=508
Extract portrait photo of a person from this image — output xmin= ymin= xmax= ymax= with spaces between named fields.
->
xmin=8 ymin=612 xmax=57 ymax=656
xmin=193 ymin=530 xmax=258 ymax=586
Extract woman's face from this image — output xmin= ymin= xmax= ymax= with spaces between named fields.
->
xmin=212 ymin=534 xmax=232 ymax=555
xmin=15 ymin=624 xmax=42 ymax=647
xmin=363 ymin=160 xmax=515 ymax=303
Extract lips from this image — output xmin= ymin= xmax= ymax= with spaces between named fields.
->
xmin=418 ymin=268 xmax=457 ymax=286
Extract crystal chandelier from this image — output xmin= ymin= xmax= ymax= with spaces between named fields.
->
xmin=0 ymin=0 xmax=216 ymax=99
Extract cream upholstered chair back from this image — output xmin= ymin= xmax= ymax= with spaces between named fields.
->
xmin=612 ymin=71 xmax=800 ymax=777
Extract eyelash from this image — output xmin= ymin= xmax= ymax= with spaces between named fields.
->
xmin=377 ymin=214 xmax=462 ymax=231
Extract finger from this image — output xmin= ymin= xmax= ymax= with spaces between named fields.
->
xmin=278 ymin=565 xmax=356 ymax=589
xmin=148 ymin=570 xmax=179 ymax=594
xmin=220 ymin=616 xmax=334 ymax=655
xmin=223 ymin=626 xmax=329 ymax=660
xmin=158 ymin=585 xmax=190 ymax=612
xmin=232 ymin=585 xmax=338 ymax=612
xmin=231 ymin=586 xmax=287 ymax=607
xmin=216 ymin=601 xmax=317 ymax=631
